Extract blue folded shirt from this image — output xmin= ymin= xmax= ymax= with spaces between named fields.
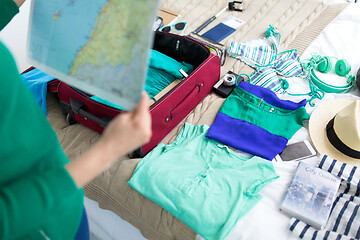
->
xmin=21 ymin=68 xmax=56 ymax=115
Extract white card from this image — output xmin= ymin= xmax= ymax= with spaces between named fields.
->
xmin=223 ymin=17 xmax=244 ymax=29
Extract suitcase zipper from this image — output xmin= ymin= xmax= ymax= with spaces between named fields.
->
xmin=176 ymin=39 xmax=183 ymax=60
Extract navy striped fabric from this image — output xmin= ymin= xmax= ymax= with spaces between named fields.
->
xmin=289 ymin=155 xmax=360 ymax=240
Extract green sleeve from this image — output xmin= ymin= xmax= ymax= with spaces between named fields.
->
xmin=0 ymin=0 xmax=19 ymax=31
xmin=0 ymin=161 xmax=82 ymax=239
xmin=0 ymin=39 xmax=83 ymax=239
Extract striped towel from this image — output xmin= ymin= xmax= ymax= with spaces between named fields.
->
xmin=289 ymin=155 xmax=360 ymax=240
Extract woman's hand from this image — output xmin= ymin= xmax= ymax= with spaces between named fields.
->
xmin=66 ymin=92 xmax=152 ymax=188
xmin=99 ymin=91 xmax=152 ymax=161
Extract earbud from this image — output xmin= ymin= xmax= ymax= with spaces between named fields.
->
xmin=317 ymin=56 xmax=332 ymax=73
xmin=335 ymin=59 xmax=351 ymax=76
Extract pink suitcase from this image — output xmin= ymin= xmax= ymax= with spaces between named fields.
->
xmin=57 ymin=32 xmax=220 ymax=157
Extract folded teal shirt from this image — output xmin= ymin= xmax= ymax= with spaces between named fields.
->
xmin=145 ymin=49 xmax=193 ymax=98
xmin=128 ymin=123 xmax=278 ymax=240
xmin=91 ymin=49 xmax=193 ymax=109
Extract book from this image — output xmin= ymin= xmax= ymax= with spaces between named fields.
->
xmin=280 ymin=161 xmax=341 ymax=229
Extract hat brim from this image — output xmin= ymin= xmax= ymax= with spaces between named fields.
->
xmin=309 ymin=99 xmax=360 ymax=167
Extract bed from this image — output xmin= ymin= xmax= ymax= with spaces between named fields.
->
xmin=1 ymin=0 xmax=360 ymax=239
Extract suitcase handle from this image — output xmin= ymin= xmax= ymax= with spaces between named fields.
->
xmin=70 ymin=97 xmax=112 ymax=128
xmin=169 ymin=84 xmax=202 ymax=120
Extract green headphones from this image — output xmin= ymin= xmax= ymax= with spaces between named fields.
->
xmin=307 ymin=54 xmax=355 ymax=93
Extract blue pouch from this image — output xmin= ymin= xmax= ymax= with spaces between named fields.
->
xmin=202 ymin=23 xmax=236 ymax=42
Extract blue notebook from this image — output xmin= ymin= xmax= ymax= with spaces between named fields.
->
xmin=202 ymin=23 xmax=236 ymax=42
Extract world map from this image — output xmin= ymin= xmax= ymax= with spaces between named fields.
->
xmin=28 ymin=0 xmax=159 ymax=110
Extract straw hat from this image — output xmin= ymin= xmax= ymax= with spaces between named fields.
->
xmin=309 ymin=99 xmax=360 ymax=167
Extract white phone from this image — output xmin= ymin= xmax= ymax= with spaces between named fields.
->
xmin=275 ymin=140 xmax=317 ymax=162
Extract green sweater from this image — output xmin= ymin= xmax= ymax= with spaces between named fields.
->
xmin=0 ymin=1 xmax=84 ymax=239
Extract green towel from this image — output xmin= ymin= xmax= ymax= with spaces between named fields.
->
xmin=145 ymin=49 xmax=193 ymax=98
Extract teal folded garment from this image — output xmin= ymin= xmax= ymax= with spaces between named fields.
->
xmin=145 ymin=49 xmax=193 ymax=98
xmin=21 ymin=68 xmax=56 ymax=115
xmin=128 ymin=123 xmax=278 ymax=240
xmin=90 ymin=96 xmax=125 ymax=110
xmin=91 ymin=50 xmax=194 ymax=108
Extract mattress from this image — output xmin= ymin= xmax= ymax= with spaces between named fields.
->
xmin=81 ymin=1 xmax=359 ymax=239
xmin=58 ymin=1 xmax=359 ymax=239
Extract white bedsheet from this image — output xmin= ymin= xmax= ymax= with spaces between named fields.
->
xmin=223 ymin=3 xmax=360 ymax=240
xmin=1 ymin=1 xmax=359 ymax=240
xmin=85 ymin=3 xmax=360 ymax=239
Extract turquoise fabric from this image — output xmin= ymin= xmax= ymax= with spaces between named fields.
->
xmin=128 ymin=123 xmax=278 ymax=240
xmin=90 ymin=95 xmax=125 ymax=110
xmin=21 ymin=68 xmax=56 ymax=114
xmin=91 ymin=49 xmax=193 ymax=108
xmin=145 ymin=49 xmax=193 ymax=98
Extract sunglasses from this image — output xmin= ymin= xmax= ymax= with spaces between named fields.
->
xmin=159 ymin=21 xmax=187 ymax=35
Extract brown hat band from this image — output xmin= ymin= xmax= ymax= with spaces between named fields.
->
xmin=326 ymin=117 xmax=360 ymax=159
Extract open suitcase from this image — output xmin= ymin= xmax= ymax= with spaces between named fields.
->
xmin=57 ymin=31 xmax=220 ymax=157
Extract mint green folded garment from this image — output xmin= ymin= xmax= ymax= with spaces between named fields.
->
xmin=128 ymin=123 xmax=278 ymax=240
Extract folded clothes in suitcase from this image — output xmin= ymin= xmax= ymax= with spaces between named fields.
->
xmin=57 ymin=31 xmax=220 ymax=157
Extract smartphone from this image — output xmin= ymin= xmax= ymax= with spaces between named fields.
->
xmin=275 ymin=140 xmax=317 ymax=161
